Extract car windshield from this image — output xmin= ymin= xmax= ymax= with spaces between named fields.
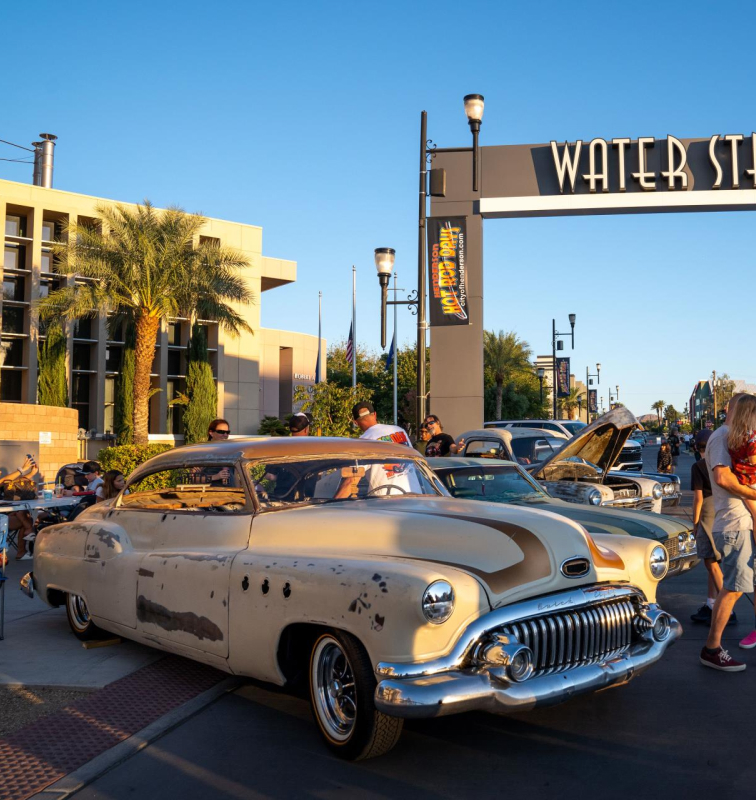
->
xmin=437 ymin=465 xmax=548 ymax=503
xmin=561 ymin=421 xmax=587 ymax=436
xmin=246 ymin=456 xmax=446 ymax=509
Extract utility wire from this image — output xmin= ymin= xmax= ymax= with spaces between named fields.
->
xmin=0 ymin=138 xmax=35 ymax=152
xmin=0 ymin=157 xmax=33 ymax=163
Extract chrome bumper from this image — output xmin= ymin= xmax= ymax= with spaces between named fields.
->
xmin=375 ymin=617 xmax=681 ymax=719
xmin=666 ymin=554 xmax=699 ymax=577
xmin=20 ymin=571 xmax=35 ymax=598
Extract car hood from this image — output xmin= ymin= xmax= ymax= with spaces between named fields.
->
xmin=511 ymin=497 xmax=690 ymax=539
xmin=531 ymin=407 xmax=640 ymax=479
xmin=252 ymin=496 xmax=624 ymax=608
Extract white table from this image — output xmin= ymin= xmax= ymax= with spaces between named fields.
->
xmin=0 ymin=496 xmax=82 ymax=640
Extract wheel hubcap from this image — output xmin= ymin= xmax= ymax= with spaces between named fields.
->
xmin=70 ymin=594 xmax=90 ymax=629
xmin=314 ymin=639 xmax=357 ymax=741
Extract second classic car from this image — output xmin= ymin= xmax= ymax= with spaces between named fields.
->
xmin=23 ymin=437 xmax=680 ymax=760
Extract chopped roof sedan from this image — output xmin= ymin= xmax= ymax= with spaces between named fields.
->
xmin=23 ymin=437 xmax=680 ymax=760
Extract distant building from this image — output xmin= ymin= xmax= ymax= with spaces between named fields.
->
xmin=689 ymin=378 xmax=756 ymax=428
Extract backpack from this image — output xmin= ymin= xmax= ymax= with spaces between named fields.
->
xmin=1 ymin=477 xmax=37 ymax=501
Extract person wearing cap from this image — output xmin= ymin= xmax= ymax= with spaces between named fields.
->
xmin=351 ymin=401 xmax=411 ymax=447
xmin=690 ymin=429 xmax=731 ymax=626
xmin=82 ymin=461 xmax=103 ymax=495
xmin=288 ymin=413 xmax=311 ymax=437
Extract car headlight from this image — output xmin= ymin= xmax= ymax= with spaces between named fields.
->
xmin=422 ymin=581 xmax=455 ymax=624
xmin=651 ymin=483 xmax=663 ymax=500
xmin=663 ymin=483 xmax=675 ymax=495
xmin=588 ymin=489 xmax=602 ymax=505
xmin=649 ymin=545 xmax=669 ymax=580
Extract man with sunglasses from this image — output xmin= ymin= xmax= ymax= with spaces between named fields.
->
xmin=423 ymin=415 xmax=463 ymax=458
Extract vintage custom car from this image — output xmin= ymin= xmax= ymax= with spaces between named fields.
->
xmin=459 ymin=408 xmax=673 ymax=513
xmin=431 ymin=457 xmax=697 ymax=578
xmin=22 ymin=438 xmax=680 ymax=760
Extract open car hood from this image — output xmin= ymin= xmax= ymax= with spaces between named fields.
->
xmin=530 ymin=407 xmax=640 ymax=481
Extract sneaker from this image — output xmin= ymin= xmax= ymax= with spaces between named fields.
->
xmin=700 ymin=647 xmax=746 ymax=672
xmin=740 ymin=630 xmax=756 ymax=649
xmin=690 ymin=604 xmax=712 ymax=624
xmin=19 ymin=553 xmax=33 ymax=561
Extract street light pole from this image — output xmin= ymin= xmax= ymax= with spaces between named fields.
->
xmin=551 ymin=314 xmax=576 ymax=420
xmin=586 ymin=362 xmax=600 ymax=423
xmin=417 ymin=111 xmax=428 ymax=428
xmin=537 ymin=367 xmax=545 ymax=406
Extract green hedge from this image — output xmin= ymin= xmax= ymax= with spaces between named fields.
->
xmin=98 ymin=443 xmax=174 ymax=489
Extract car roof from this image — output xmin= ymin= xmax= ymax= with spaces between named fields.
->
xmin=128 ymin=436 xmax=419 ymax=481
xmin=430 ymin=457 xmax=519 ymax=469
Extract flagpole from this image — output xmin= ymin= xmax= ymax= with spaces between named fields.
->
xmin=393 ymin=272 xmax=398 ymax=425
xmin=317 ymin=291 xmax=322 ymax=383
xmin=352 ymin=266 xmax=357 ymax=389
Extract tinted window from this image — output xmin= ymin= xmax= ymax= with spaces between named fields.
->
xmin=439 ymin=465 xmax=545 ymax=502
xmin=561 ymin=422 xmax=587 ymax=436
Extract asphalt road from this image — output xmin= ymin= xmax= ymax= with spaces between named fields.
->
xmin=74 ymin=524 xmax=756 ymax=799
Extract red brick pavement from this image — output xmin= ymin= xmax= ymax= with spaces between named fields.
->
xmin=0 ymin=656 xmax=225 ymax=800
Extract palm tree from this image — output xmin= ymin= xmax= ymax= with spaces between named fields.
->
xmin=483 ymin=330 xmax=533 ymax=420
xmin=558 ymin=386 xmax=585 ymax=420
xmin=40 ymin=201 xmax=254 ymax=444
xmin=652 ymin=400 xmax=665 ymax=427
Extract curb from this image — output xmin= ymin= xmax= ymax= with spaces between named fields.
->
xmin=28 ymin=676 xmax=241 ymax=799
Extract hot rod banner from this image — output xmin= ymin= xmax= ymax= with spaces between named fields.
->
xmin=427 ymin=217 xmax=470 ymax=327
xmin=588 ymin=389 xmax=598 ymax=413
xmin=556 ymin=357 xmax=571 ymax=398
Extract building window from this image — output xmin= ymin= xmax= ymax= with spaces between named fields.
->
xmin=167 ymin=322 xmax=182 ymax=346
xmin=105 ymin=344 xmax=122 ymax=372
xmin=72 ymin=343 xmax=91 ymax=371
xmin=0 ymin=369 xmax=22 ymax=402
xmin=72 ymin=374 xmax=90 ymax=429
xmin=4 ymin=244 xmax=26 ymax=270
xmin=104 ymin=376 xmax=115 ymax=433
xmin=73 ymin=318 xmax=92 ymax=339
xmin=1 ymin=307 xmax=25 ymax=335
xmin=5 ymin=214 xmax=27 ymax=238
xmin=3 ymin=274 xmax=25 ymax=302
xmin=41 ymin=221 xmax=56 ymax=241
xmin=166 ymin=379 xmax=185 ymax=434
xmin=1 ymin=338 xmax=24 ymax=367
xmin=38 ymin=278 xmax=60 ymax=300
xmin=167 ymin=349 xmax=183 ymax=376
xmin=41 ymin=250 xmax=52 ymax=273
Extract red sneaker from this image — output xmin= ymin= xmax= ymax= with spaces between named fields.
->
xmin=700 ymin=647 xmax=746 ymax=672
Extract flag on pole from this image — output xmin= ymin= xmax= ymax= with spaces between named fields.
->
xmin=385 ymin=332 xmax=395 ymax=373
xmin=346 ymin=322 xmax=354 ymax=365
xmin=314 ymin=348 xmax=321 ymax=384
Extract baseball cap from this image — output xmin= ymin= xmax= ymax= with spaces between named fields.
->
xmin=352 ymin=401 xmax=375 ymax=420
xmin=288 ymin=412 xmax=311 ymax=433
xmin=695 ymin=430 xmax=712 ymax=447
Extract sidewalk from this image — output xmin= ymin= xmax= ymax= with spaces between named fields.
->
xmin=0 ymin=558 xmax=235 ymax=800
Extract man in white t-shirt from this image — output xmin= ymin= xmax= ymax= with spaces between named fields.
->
xmin=334 ymin=402 xmax=417 ymax=498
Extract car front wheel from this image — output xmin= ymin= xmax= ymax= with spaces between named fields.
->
xmin=65 ymin=592 xmax=105 ymax=641
xmin=309 ymin=630 xmax=403 ymax=760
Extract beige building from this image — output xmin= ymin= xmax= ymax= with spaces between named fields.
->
xmin=0 ymin=177 xmax=324 ymax=444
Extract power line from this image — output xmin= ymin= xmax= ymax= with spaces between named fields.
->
xmin=0 ymin=157 xmax=33 ymax=163
xmin=0 ymin=137 xmax=35 ymax=152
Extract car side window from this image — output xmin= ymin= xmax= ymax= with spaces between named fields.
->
xmin=464 ymin=439 xmax=506 ymax=459
xmin=120 ymin=465 xmax=248 ymax=513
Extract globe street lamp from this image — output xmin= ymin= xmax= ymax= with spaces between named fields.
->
xmin=552 ymin=314 xmax=576 ymax=419
xmin=586 ymin=362 xmax=600 ymax=423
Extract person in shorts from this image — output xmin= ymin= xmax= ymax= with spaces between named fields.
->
xmin=700 ymin=394 xmax=756 ymax=672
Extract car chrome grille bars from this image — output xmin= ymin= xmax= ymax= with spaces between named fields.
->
xmin=499 ymin=596 xmax=637 ymax=675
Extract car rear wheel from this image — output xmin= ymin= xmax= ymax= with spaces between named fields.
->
xmin=309 ymin=630 xmax=403 ymax=760
xmin=65 ymin=592 xmax=105 ymax=641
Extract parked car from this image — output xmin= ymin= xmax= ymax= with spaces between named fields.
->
xmin=458 ymin=420 xmax=665 ymax=513
xmin=485 ymin=419 xmax=586 ymax=437
xmin=431 ymin=457 xmax=697 ymax=578
xmin=614 ymin=439 xmax=644 ymax=472
xmin=21 ymin=437 xmax=680 ymax=760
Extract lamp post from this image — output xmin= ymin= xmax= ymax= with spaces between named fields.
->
xmin=585 ymin=362 xmax=600 ymax=423
xmin=552 ymin=314 xmax=576 ymax=420
xmin=616 ymin=385 xmax=620 ymax=404
xmin=537 ymin=367 xmax=545 ymax=406
xmin=378 ymin=96 xmax=484 ymax=430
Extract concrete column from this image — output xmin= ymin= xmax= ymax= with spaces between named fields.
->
xmin=429 ymin=150 xmax=484 ymax=436
xmin=93 ymin=313 xmax=107 ymax=433
xmin=26 ymin=207 xmax=43 ymax=403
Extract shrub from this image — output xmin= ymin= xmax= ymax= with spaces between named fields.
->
xmin=38 ymin=322 xmax=69 ymax=407
xmin=98 ymin=443 xmax=174 ymax=489
xmin=183 ymin=325 xmax=217 ymax=444
xmin=115 ymin=322 xmax=136 ymax=445
xmin=258 ymin=415 xmax=288 ymax=436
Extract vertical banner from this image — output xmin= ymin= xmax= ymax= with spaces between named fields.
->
xmin=556 ymin=357 xmax=571 ymax=398
xmin=427 ymin=217 xmax=470 ymax=327
xmin=588 ymin=389 xmax=598 ymax=413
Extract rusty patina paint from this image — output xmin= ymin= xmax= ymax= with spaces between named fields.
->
xmin=136 ymin=596 xmax=224 ymax=641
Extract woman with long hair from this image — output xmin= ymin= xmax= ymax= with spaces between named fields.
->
xmin=656 ymin=441 xmax=673 ymax=474
xmin=97 ymin=470 xmax=125 ymax=502
xmin=727 ymin=394 xmax=756 ymax=523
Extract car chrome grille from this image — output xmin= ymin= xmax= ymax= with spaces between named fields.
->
xmin=664 ymin=538 xmax=679 ymax=559
xmin=635 ymin=498 xmax=654 ymax=511
xmin=499 ymin=597 xmax=637 ymax=675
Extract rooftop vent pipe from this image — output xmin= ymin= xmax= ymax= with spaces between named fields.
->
xmin=34 ymin=133 xmax=57 ymax=188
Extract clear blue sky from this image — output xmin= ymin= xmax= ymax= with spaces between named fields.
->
xmin=2 ymin=0 xmax=754 ymax=419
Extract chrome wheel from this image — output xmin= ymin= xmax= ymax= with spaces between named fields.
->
xmin=312 ymin=635 xmax=357 ymax=742
xmin=67 ymin=593 xmax=90 ymax=632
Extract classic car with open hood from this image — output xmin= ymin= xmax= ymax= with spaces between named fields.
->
xmin=458 ymin=408 xmax=667 ymax=513
xmin=22 ymin=438 xmax=680 ymax=760
xmin=431 ymin=457 xmax=697 ymax=578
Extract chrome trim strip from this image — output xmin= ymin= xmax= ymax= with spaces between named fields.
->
xmin=376 ymin=583 xmax=644 ymax=680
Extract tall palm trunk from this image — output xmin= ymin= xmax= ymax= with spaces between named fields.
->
xmin=133 ymin=313 xmax=160 ymax=445
xmin=495 ymin=379 xmax=503 ymax=419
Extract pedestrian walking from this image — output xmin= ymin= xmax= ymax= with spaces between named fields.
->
xmin=669 ymin=431 xmax=681 ymax=470
xmin=657 ymin=442 xmax=673 ymax=474
xmin=700 ymin=394 xmax=756 ymax=672
xmin=689 ymin=431 xmax=735 ymax=626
